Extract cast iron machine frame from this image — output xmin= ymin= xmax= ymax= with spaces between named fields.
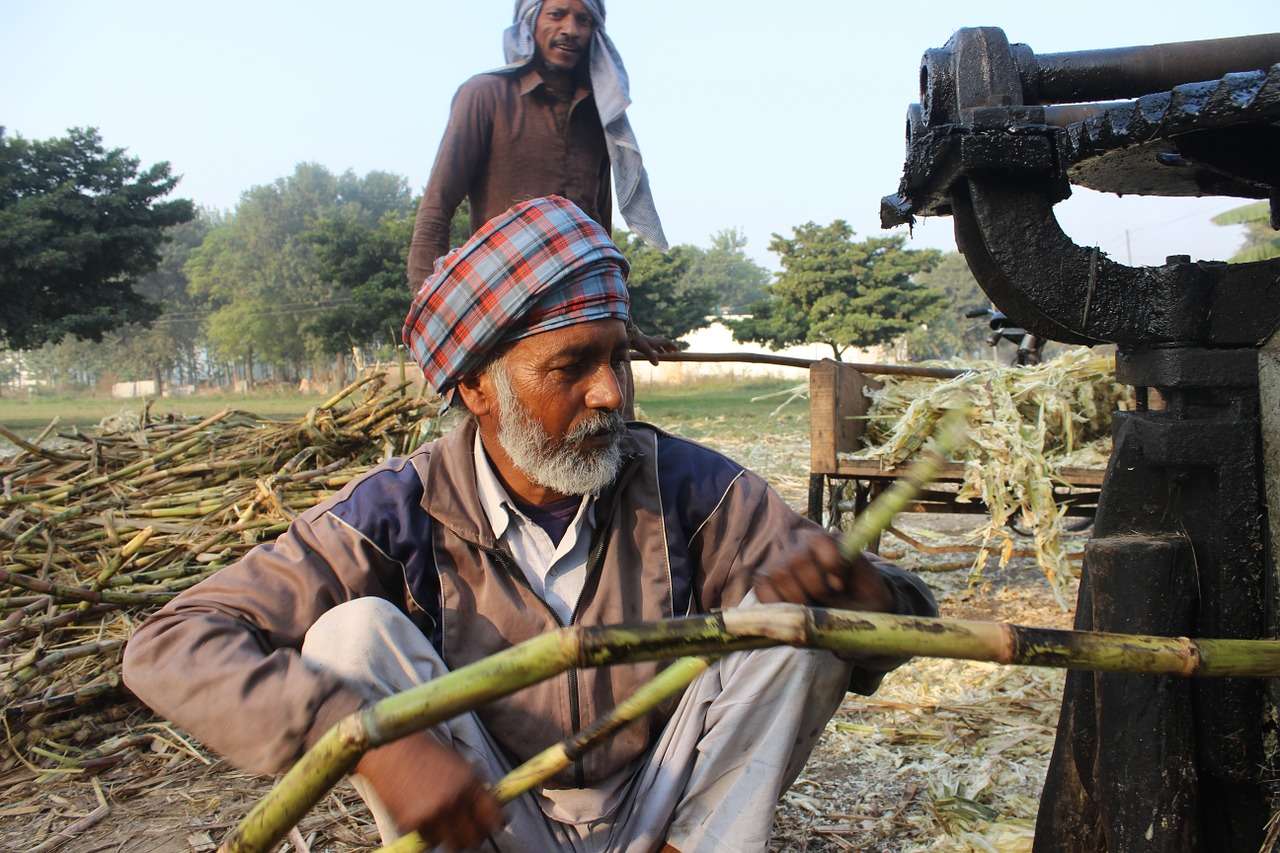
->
xmin=882 ymin=28 xmax=1280 ymax=851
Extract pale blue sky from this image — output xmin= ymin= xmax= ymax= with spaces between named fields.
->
xmin=4 ymin=0 xmax=1277 ymax=268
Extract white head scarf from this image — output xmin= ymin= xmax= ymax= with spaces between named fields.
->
xmin=502 ymin=0 xmax=669 ymax=251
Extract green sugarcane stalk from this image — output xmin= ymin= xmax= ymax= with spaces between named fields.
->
xmin=1 ymin=436 xmax=206 ymax=506
xmin=377 ymin=655 xmax=717 ymax=853
xmin=318 ymin=374 xmax=382 ymax=411
xmin=14 ymin=505 xmax=85 ymax=548
xmin=78 ymin=526 xmax=154 ymax=611
xmin=222 ymin=605 xmax=1280 ymax=853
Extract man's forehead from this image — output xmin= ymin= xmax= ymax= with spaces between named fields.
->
xmin=511 ymin=319 xmax=627 ymax=361
xmin=542 ymin=0 xmax=591 ymax=15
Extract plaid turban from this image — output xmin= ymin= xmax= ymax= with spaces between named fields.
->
xmin=402 ymin=195 xmax=630 ymax=395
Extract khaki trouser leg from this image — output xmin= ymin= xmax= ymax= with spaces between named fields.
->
xmin=301 ymin=596 xmax=853 ymax=853
xmin=301 ymin=597 xmax=575 ymax=850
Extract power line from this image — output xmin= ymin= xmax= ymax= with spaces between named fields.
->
xmin=147 ymin=300 xmax=362 ymax=324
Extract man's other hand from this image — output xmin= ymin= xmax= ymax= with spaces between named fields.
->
xmin=627 ymin=322 xmax=678 ymax=366
xmin=355 ymin=731 xmax=503 ymax=849
xmin=754 ymin=532 xmax=896 ymax=613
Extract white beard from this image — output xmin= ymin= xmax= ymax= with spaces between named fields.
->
xmin=490 ymin=362 xmax=624 ymax=496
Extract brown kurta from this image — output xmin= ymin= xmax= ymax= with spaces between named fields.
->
xmin=408 ymin=66 xmax=613 ymax=290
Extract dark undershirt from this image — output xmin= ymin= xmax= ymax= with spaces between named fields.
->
xmin=510 ymin=494 xmax=582 ymax=547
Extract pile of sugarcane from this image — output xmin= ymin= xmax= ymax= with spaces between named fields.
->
xmin=849 ymin=348 xmax=1132 ymax=606
xmin=0 ymin=375 xmax=441 ymax=775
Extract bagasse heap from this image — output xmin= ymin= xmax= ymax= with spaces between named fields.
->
xmin=0 ymin=375 xmax=442 ymax=772
xmin=850 ymin=349 xmax=1132 ymax=605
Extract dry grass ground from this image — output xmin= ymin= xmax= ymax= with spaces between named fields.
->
xmin=0 ymin=379 xmax=1078 ymax=852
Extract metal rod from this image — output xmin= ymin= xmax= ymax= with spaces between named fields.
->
xmin=630 ymin=351 xmax=968 ymax=380
xmin=1041 ymin=100 xmax=1133 ymax=127
xmin=1031 ymin=32 xmax=1280 ymax=104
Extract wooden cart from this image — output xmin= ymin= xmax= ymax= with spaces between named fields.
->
xmin=805 ymin=360 xmax=1105 ymax=550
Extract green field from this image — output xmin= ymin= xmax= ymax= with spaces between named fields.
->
xmin=635 ymin=377 xmax=808 ymax=442
xmin=0 ymin=391 xmax=326 ymax=433
xmin=0 ymin=378 xmax=808 ymax=438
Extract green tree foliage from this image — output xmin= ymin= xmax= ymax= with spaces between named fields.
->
xmin=186 ymin=164 xmax=414 ymax=374
xmin=613 ymin=230 xmax=716 ymax=341
xmin=308 ymin=207 xmax=415 ymax=351
xmin=449 ymin=198 xmax=472 ymax=253
xmin=680 ymin=228 xmax=770 ymax=315
xmin=0 ymin=127 xmax=193 ymax=348
xmin=1213 ymin=201 xmax=1280 ymax=263
xmin=730 ymin=221 xmax=943 ymax=359
xmin=119 ymin=211 xmax=218 ymax=388
xmin=903 ymin=252 xmax=991 ymax=361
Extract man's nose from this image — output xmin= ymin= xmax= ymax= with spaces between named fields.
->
xmin=559 ymin=17 xmax=586 ymax=40
xmin=584 ymin=364 xmax=623 ymax=411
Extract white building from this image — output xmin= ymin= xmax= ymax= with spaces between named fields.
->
xmin=630 ymin=318 xmax=888 ymax=385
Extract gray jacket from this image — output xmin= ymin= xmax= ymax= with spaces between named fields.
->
xmin=123 ymin=421 xmax=936 ymax=785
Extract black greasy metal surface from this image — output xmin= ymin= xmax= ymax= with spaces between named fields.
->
xmin=1029 ymin=33 xmax=1280 ymax=104
xmin=1034 ymin=358 xmax=1269 ymax=851
xmin=885 ymin=62 xmax=1280 ymax=225
xmin=882 ymin=26 xmax=1280 ymax=852
xmin=1116 ymin=348 xmax=1259 ymax=389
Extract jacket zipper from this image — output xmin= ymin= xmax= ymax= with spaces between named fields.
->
xmin=482 ymin=457 xmax=638 ymax=788
xmin=566 ymin=525 xmax=613 ymax=786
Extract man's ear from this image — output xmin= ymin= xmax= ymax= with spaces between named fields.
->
xmin=456 ymin=370 xmax=494 ymax=418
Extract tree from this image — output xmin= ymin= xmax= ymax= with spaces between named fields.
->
xmin=679 ymin=228 xmax=770 ymax=315
xmin=308 ymin=207 xmax=415 ymax=354
xmin=186 ymin=164 xmax=414 ymax=381
xmin=731 ymin=220 xmax=942 ymax=360
xmin=613 ymin=230 xmax=716 ymax=341
xmin=0 ymin=127 xmax=193 ymax=348
xmin=118 ymin=210 xmax=218 ymax=390
xmin=903 ymin=252 xmax=991 ymax=361
xmin=1213 ymin=201 xmax=1279 ymax=263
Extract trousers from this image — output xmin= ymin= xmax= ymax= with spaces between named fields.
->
xmin=301 ymin=597 xmax=852 ymax=853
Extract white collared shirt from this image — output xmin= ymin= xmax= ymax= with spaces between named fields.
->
xmin=473 ymin=433 xmax=596 ymax=625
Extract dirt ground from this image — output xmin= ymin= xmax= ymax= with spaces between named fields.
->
xmin=0 ymin=403 xmax=1082 ymax=852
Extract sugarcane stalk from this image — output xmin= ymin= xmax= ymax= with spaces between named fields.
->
xmin=1 ymin=436 xmax=206 ymax=505
xmin=220 ymin=631 xmax=579 ymax=853
xmin=838 ymin=408 xmax=968 ymax=562
xmin=4 ymin=638 xmax=124 ymax=684
xmin=0 ymin=568 xmax=172 ymax=606
xmin=0 ymin=604 xmax=115 ymax=652
xmin=222 ymin=603 xmax=1280 ymax=853
xmin=378 ymin=655 xmax=718 ymax=853
xmin=13 ymin=505 xmax=85 ymax=548
xmin=78 ymin=526 xmax=154 ymax=611
xmin=318 ymin=374 xmax=381 ymax=411
xmin=0 ymin=423 xmax=87 ymax=463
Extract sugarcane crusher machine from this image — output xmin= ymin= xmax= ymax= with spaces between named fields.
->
xmin=881 ymin=29 xmax=1280 ymax=851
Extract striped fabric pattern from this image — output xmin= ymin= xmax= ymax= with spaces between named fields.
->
xmin=402 ymin=195 xmax=630 ymax=394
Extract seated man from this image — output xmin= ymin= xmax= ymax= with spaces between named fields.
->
xmin=123 ymin=196 xmax=937 ymax=853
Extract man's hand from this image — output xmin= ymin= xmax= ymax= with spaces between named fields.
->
xmin=627 ymin=322 xmax=678 ymax=366
xmin=754 ymin=532 xmax=896 ymax=612
xmin=355 ymin=730 xmax=503 ymax=849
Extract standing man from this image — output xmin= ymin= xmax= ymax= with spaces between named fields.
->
xmin=408 ymin=0 xmax=674 ymax=369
